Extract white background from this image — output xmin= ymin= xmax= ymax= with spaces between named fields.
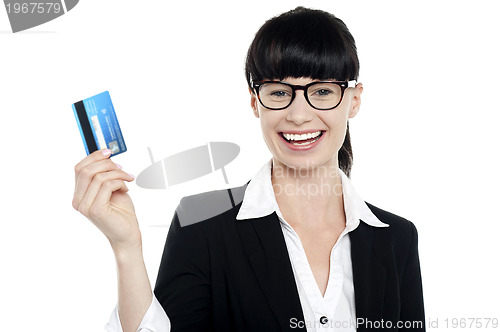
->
xmin=1 ymin=1 xmax=499 ymax=330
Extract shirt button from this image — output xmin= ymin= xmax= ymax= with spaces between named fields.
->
xmin=320 ymin=316 xmax=328 ymax=325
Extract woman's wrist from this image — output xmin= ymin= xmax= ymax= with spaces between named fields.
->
xmin=110 ymin=236 xmax=144 ymax=263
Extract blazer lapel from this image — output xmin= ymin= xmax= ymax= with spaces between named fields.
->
xmin=236 ymin=212 xmax=306 ymax=332
xmin=350 ymin=221 xmax=387 ymax=323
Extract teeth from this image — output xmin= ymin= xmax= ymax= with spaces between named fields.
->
xmin=283 ymin=131 xmax=321 ymax=141
xmin=292 ymin=140 xmax=317 ymax=146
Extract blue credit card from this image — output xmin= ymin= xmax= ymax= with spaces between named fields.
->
xmin=72 ymin=91 xmax=127 ymax=157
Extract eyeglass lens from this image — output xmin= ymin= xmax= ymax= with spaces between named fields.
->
xmin=258 ymin=82 xmax=342 ymax=109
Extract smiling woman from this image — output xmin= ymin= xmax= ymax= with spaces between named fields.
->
xmin=250 ymin=76 xmax=361 ymax=170
xmin=245 ymin=6 xmax=359 ymax=178
xmin=72 ymin=6 xmax=425 ymax=332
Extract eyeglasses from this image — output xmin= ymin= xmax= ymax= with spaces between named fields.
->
xmin=251 ymin=80 xmax=357 ymax=110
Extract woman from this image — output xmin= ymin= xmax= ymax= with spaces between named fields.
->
xmin=73 ymin=7 xmax=425 ymax=332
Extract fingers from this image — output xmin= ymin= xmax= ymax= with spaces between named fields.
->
xmin=92 ymin=179 xmax=130 ymax=219
xmin=75 ymin=169 xmax=134 ymax=219
xmin=74 ymin=149 xmax=113 ymax=178
xmin=74 ymin=149 xmax=115 ymax=193
xmin=73 ymin=149 xmax=132 ymax=212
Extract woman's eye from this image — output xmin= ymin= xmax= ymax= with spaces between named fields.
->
xmin=314 ymin=89 xmax=333 ymax=96
xmin=270 ymin=90 xmax=289 ymax=98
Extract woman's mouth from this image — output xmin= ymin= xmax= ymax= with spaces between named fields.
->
xmin=280 ymin=130 xmax=324 ymax=146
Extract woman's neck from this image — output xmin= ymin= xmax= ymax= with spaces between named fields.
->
xmin=271 ymin=158 xmax=346 ymax=230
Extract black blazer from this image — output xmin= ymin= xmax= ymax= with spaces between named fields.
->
xmin=154 ymin=183 xmax=425 ymax=331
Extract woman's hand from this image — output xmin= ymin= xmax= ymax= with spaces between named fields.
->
xmin=73 ymin=149 xmax=155 ymax=332
xmin=72 ymin=149 xmax=139 ymax=250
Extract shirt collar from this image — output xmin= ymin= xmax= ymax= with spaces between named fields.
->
xmin=236 ymin=159 xmax=389 ymax=229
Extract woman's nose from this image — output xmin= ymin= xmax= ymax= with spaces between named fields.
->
xmin=285 ymin=91 xmax=314 ymax=124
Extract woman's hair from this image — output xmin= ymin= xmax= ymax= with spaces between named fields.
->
xmin=245 ymin=6 xmax=359 ymax=177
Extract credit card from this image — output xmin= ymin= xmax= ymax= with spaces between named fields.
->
xmin=72 ymin=91 xmax=127 ymax=157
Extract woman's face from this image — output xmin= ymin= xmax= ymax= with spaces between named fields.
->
xmin=250 ymin=77 xmax=363 ymax=173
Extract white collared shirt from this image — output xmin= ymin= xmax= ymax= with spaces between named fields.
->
xmin=236 ymin=159 xmax=388 ymax=331
xmin=105 ymin=159 xmax=388 ymax=332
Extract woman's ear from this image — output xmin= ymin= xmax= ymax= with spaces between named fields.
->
xmin=348 ymin=82 xmax=363 ymax=119
xmin=249 ymin=87 xmax=260 ymax=118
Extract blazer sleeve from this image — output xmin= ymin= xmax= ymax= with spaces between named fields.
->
xmin=399 ymin=222 xmax=425 ymax=331
xmin=153 ymin=208 xmax=213 ymax=332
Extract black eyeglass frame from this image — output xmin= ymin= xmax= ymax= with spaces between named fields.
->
xmin=251 ymin=80 xmax=357 ymax=111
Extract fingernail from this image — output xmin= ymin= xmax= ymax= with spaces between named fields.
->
xmin=102 ymin=149 xmax=111 ymax=156
xmin=128 ymin=173 xmax=135 ymax=179
xmin=115 ymin=163 xmax=123 ymax=169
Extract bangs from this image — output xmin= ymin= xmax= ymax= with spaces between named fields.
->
xmin=246 ymin=8 xmax=359 ymax=84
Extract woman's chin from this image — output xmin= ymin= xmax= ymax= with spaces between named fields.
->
xmin=272 ymin=155 xmax=329 ymax=172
